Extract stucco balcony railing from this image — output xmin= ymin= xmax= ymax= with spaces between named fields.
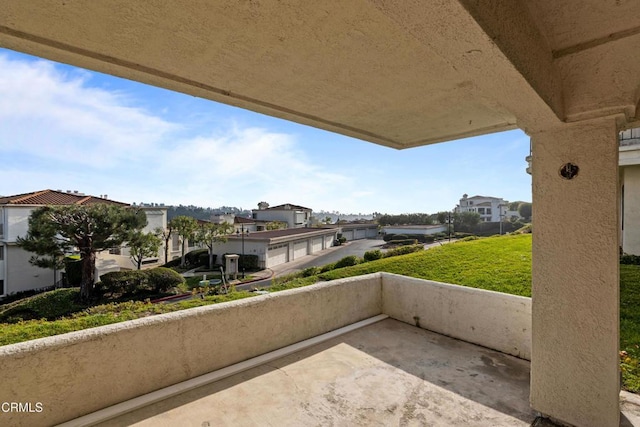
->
xmin=1 ymin=273 xmax=637 ymax=426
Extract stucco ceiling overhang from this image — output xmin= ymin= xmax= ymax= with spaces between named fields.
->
xmin=1 ymin=1 xmax=639 ymax=149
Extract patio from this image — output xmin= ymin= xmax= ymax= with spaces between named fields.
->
xmin=97 ymin=318 xmax=535 ymax=426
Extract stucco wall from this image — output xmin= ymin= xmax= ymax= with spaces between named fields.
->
xmin=621 ymin=165 xmax=640 ymax=255
xmin=0 ymin=275 xmax=382 ymax=427
xmin=5 ymin=245 xmax=57 ymax=294
xmin=381 ymin=273 xmax=531 ymax=360
xmin=0 ymin=273 xmax=535 ymax=426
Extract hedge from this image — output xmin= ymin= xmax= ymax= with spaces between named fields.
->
xmin=99 ymin=267 xmax=185 ymax=296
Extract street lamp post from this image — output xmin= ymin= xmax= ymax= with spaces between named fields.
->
xmin=236 ymin=224 xmax=249 ymax=278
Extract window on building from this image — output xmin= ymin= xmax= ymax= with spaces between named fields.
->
xmin=0 ymin=222 xmax=3 ymax=237
xmin=487 ymin=208 xmax=492 ymax=215
xmin=0 ymin=279 xmax=4 ymax=295
xmin=0 ymin=246 xmax=3 ymax=260
xmin=172 ymin=234 xmax=180 ymax=250
xmin=478 ymin=208 xmax=485 ymax=214
xmin=469 ymin=201 xmax=473 ymax=205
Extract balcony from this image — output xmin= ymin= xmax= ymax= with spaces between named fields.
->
xmin=2 ymin=273 xmax=638 ymax=426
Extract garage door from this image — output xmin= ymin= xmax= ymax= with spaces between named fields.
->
xmin=267 ymin=245 xmax=288 ymax=267
xmin=293 ymin=241 xmax=308 ymax=259
xmin=342 ymin=230 xmax=354 ymax=240
xmin=325 ymin=235 xmax=334 ymax=248
xmin=355 ymin=229 xmax=366 ymax=240
xmin=311 ymin=238 xmax=323 ymax=253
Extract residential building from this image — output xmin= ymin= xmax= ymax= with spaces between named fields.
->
xmin=216 ymin=227 xmax=338 ymax=268
xmin=455 ymin=194 xmax=510 ymax=222
xmin=1 ymin=4 xmax=638 ymax=426
xmin=0 ymin=190 xmax=168 ymax=297
xmin=620 ymin=127 xmax=640 ymax=255
xmin=252 ymin=202 xmax=312 ymax=229
xmin=333 ymin=222 xmax=379 ymax=241
xmin=382 ymin=224 xmax=448 ymax=236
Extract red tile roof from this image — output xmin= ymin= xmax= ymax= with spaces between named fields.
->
xmin=234 ymin=216 xmax=255 ymax=224
xmin=0 ymin=190 xmax=129 ymax=206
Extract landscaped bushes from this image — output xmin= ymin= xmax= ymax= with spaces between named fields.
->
xmin=0 ymin=288 xmax=86 ymax=323
xmin=363 ymin=249 xmax=383 ymax=262
xmin=64 ymin=257 xmax=82 ymax=286
xmin=239 ymin=254 xmax=259 ymax=271
xmin=145 ymin=267 xmax=185 ymax=292
xmin=334 ymin=255 xmax=360 ymax=269
xmin=185 ymin=249 xmax=209 ymax=266
xmin=384 ymin=233 xmax=435 ymax=243
xmin=383 ymin=244 xmax=424 ymax=258
xmin=388 ymin=239 xmax=418 ymax=246
xmin=100 ymin=267 xmax=185 ymax=296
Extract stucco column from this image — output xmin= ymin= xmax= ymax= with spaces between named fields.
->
xmin=530 ymin=118 xmax=619 ymax=427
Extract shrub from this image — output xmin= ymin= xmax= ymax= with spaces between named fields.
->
xmin=302 ymin=266 xmax=321 ymax=277
xmin=163 ymin=257 xmax=182 ymax=268
xmin=459 ymin=236 xmax=480 ymax=242
xmin=0 ymin=288 xmax=85 ymax=323
xmin=334 ymin=255 xmax=360 ymax=269
xmin=382 ymin=234 xmax=396 ymax=242
xmin=100 ymin=270 xmax=147 ymax=295
xmin=239 ymin=254 xmax=259 ymax=271
xmin=146 ymin=267 xmax=185 ymax=292
xmin=64 ymin=257 xmax=82 ymax=286
xmin=383 ymin=244 xmax=424 ymax=258
xmin=338 ymin=237 xmax=347 ymax=244
xmin=388 ymin=239 xmax=418 ymax=246
xmin=393 ymin=234 xmax=409 ymax=240
xmin=621 ymin=254 xmax=640 ymax=265
xmin=320 ymin=262 xmax=337 ymax=273
xmin=363 ymin=249 xmax=383 ymax=262
xmin=198 ymin=252 xmax=215 ymax=267
xmin=185 ymin=249 xmax=209 ymax=266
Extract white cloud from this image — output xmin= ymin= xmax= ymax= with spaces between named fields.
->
xmin=0 ymin=53 xmax=357 ymax=211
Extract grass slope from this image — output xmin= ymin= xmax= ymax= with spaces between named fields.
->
xmin=322 ymin=235 xmax=532 ymax=296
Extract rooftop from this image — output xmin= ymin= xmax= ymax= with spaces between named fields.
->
xmin=0 ymin=189 xmax=128 ymax=206
xmin=227 ymin=227 xmax=335 ymax=241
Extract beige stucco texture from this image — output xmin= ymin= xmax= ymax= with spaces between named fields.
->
xmin=0 ymin=276 xmax=382 ymax=427
xmin=531 ymin=118 xmax=620 ymax=427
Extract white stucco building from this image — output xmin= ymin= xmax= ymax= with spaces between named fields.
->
xmin=619 ymin=127 xmax=640 ymax=255
xmin=252 ymin=202 xmax=312 ymax=229
xmin=0 ymin=190 xmax=168 ymax=297
xmin=455 ymin=194 xmax=510 ymax=222
xmin=217 ymin=227 xmax=338 ymax=269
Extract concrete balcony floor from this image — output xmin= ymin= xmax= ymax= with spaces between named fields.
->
xmin=97 ymin=318 xmax=537 ymax=426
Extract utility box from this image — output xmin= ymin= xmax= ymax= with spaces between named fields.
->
xmin=225 ymin=254 xmax=239 ymax=281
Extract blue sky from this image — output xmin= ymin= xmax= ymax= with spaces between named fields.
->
xmin=0 ymin=48 xmax=531 ymax=214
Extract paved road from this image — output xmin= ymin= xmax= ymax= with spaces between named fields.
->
xmin=240 ymin=239 xmax=385 ymax=290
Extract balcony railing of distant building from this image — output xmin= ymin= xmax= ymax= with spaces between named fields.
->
xmin=619 ymin=127 xmax=640 ymax=147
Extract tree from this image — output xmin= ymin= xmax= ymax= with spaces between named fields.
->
xmin=193 ymin=221 xmax=234 ymax=268
xmin=18 ymin=205 xmax=147 ymax=300
xmin=453 ymin=211 xmax=481 ymax=232
xmin=156 ymin=225 xmax=174 ymax=264
xmin=16 ymin=208 xmax=72 ymax=286
xmin=128 ymin=230 xmax=162 ymax=270
xmin=169 ymin=215 xmax=198 ymax=267
xmin=266 ymin=221 xmax=287 ymax=230
xmin=518 ymin=202 xmax=532 ymax=221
